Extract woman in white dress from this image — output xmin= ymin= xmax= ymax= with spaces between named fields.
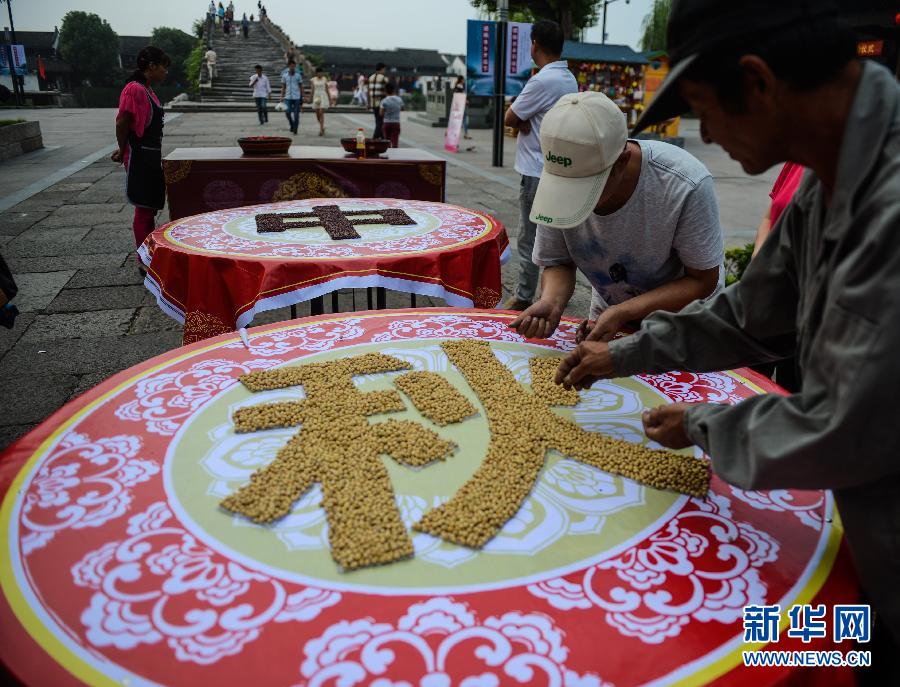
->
xmin=311 ymin=68 xmax=329 ymax=136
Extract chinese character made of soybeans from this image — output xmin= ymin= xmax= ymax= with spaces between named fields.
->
xmin=221 ymin=340 xmax=710 ymax=570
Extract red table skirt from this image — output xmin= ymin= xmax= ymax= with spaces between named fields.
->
xmin=139 ymin=199 xmax=510 ymax=344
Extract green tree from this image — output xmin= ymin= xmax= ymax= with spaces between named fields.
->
xmin=58 ymin=11 xmax=121 ymax=86
xmin=640 ymin=0 xmax=671 ymax=52
xmin=150 ymin=27 xmax=196 ymax=86
xmin=470 ymin=0 xmax=601 ymax=39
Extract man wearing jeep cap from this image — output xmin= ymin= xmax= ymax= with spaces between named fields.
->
xmin=552 ymin=0 xmax=900 ymax=676
xmin=510 ymin=90 xmax=724 ymax=343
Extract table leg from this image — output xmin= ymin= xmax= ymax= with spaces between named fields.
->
xmin=410 ymin=294 xmax=416 ymax=308
xmin=290 ymin=304 xmax=297 ymax=319
xmin=331 ymin=292 xmax=339 ymax=313
xmin=376 ymin=288 xmax=387 ymax=310
xmin=367 ymin=288 xmax=373 ymax=310
xmin=311 ymin=297 xmax=324 ymax=316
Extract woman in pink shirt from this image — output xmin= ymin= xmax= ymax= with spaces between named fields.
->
xmin=111 ymin=46 xmax=171 ymax=250
xmin=752 ymin=161 xmax=805 ymax=257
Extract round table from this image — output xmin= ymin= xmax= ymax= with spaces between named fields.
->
xmin=0 ymin=309 xmax=856 ymax=686
xmin=139 ymin=199 xmax=510 ymax=344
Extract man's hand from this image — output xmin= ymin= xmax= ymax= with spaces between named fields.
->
xmin=584 ymin=306 xmax=627 ymax=343
xmin=555 ymin=341 xmax=615 ymax=390
xmin=517 ymin=119 xmax=532 ymax=135
xmin=642 ymin=403 xmax=693 ymax=449
xmin=110 ymin=149 xmax=124 ymax=164
xmin=574 ymin=318 xmax=593 ymax=344
xmin=509 ymin=300 xmax=562 ymax=339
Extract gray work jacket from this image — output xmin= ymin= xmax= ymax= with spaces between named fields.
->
xmin=609 ymin=61 xmax=900 ymax=642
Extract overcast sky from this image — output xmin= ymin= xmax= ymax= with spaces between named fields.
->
xmin=14 ymin=0 xmax=654 ymax=53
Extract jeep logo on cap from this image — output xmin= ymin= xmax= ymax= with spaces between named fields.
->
xmin=535 ymin=213 xmax=553 ymax=224
xmin=545 ymin=151 xmax=572 ymax=168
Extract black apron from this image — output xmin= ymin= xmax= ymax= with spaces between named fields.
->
xmin=126 ymin=86 xmax=166 ymax=210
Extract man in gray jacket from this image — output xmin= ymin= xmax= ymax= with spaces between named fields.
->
xmin=555 ymin=0 xmax=900 ymax=679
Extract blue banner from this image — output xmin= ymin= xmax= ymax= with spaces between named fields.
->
xmin=466 ymin=20 xmax=496 ymax=96
xmin=0 ymin=45 xmax=26 ymax=76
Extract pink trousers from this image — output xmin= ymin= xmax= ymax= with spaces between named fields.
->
xmin=132 ymin=207 xmax=157 ymax=248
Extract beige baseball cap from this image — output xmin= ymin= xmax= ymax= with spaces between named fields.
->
xmin=529 ymin=91 xmax=628 ymax=229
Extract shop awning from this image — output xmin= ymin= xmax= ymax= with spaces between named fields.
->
xmin=562 ymin=41 xmax=649 ymax=65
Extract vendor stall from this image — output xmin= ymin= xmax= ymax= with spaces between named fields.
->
xmin=139 ymin=199 xmax=510 ymax=344
xmin=162 ymin=146 xmax=447 ymax=221
xmin=0 ymin=309 xmax=857 ymax=686
xmin=562 ymin=40 xmax=649 ymax=128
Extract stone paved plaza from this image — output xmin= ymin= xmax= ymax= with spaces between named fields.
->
xmin=0 ymin=107 xmax=777 ymax=449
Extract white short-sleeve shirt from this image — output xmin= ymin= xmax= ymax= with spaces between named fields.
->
xmin=509 ymin=61 xmax=578 ymax=178
xmin=533 ymin=140 xmax=725 ymax=319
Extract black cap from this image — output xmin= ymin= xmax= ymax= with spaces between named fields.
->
xmin=632 ymin=0 xmax=839 ymax=135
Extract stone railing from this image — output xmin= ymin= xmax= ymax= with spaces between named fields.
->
xmin=260 ymin=13 xmax=314 ymax=77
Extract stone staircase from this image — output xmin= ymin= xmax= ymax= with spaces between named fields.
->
xmin=202 ymin=20 xmax=288 ymax=103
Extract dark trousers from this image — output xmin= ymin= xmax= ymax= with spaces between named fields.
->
xmin=383 ymin=122 xmax=400 ymax=148
xmin=255 ymin=97 xmax=268 ymax=123
xmin=284 ymin=98 xmax=300 ymax=132
xmin=372 ymin=106 xmax=384 ymax=139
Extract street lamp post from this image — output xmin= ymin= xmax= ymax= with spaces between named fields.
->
xmin=601 ymin=0 xmax=630 ymax=45
xmin=1 ymin=0 xmax=22 ymax=105
xmin=492 ymin=0 xmax=508 ymax=167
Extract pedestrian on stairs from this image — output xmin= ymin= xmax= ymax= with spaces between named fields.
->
xmin=241 ymin=13 xmax=249 ymax=38
xmin=204 ymin=45 xmax=217 ymax=79
xmin=217 ymin=2 xmax=224 ymax=25
xmin=368 ymin=62 xmax=388 ymax=139
xmin=206 ymin=1 xmax=216 ymax=36
xmin=280 ymin=59 xmax=303 ymax=134
xmin=250 ymin=65 xmax=271 ymax=125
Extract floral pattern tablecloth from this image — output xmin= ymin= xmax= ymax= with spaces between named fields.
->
xmin=0 ymin=310 xmax=856 ymax=686
xmin=139 ymin=200 xmax=510 ymax=344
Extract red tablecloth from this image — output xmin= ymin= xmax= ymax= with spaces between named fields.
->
xmin=163 ymin=146 xmax=447 ymax=220
xmin=0 ymin=309 xmax=857 ymax=686
xmin=139 ymin=199 xmax=509 ymax=344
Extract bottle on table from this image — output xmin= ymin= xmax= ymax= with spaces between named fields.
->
xmin=356 ymin=127 xmax=366 ymax=159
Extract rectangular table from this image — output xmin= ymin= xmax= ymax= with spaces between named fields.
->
xmin=163 ymin=146 xmax=447 ymax=221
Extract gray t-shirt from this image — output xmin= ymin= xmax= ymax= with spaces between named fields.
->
xmin=380 ymin=95 xmax=403 ymax=123
xmin=533 ymin=139 xmax=724 ymax=319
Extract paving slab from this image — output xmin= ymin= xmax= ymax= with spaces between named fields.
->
xmin=0 ymin=313 xmax=35 ymax=356
xmin=0 ymin=373 xmax=80 ymax=426
xmin=8 ymin=253 xmax=129 ymax=273
xmin=67 ymin=165 xmax=117 ymax=183
xmin=46 ymin=285 xmax=151 ymax=313
xmin=129 ymin=305 xmax=183 ymax=334
xmin=10 ymin=192 xmax=82 ymax=212
xmin=13 ymin=223 xmax=92 ymax=244
xmin=12 ymin=271 xmax=75 ymax=312
xmin=68 ymin=265 xmax=145 ymax=289
xmin=0 ymin=331 xmax=184 ymax=377
xmin=69 ymin=372 xmax=116 ymax=401
xmin=0 ymin=211 xmax=49 ymax=237
xmin=7 ymin=235 xmax=136 ymax=258
xmin=18 ymin=309 xmax=136 ymax=343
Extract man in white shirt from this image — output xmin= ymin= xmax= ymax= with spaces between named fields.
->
xmin=503 ymin=20 xmax=578 ymax=310
xmin=249 ymin=64 xmax=271 ymax=125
